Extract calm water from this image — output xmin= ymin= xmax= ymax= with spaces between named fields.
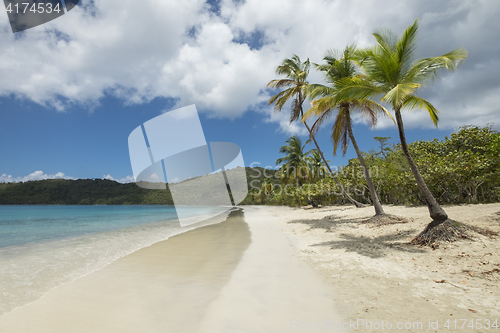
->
xmin=0 ymin=205 xmax=230 ymax=315
xmin=0 ymin=205 xmax=179 ymax=248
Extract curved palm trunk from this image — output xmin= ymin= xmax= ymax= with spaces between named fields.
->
xmin=394 ymin=109 xmax=448 ymax=222
xmin=346 ymin=109 xmax=385 ymax=215
xmin=302 ymin=118 xmax=365 ymax=208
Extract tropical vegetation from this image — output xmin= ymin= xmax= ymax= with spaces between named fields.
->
xmin=243 ymin=126 xmax=500 ymax=208
xmin=332 ymin=19 xmax=467 ymax=238
xmin=303 ymin=46 xmax=393 ymax=217
xmin=267 ymin=55 xmax=364 ymax=207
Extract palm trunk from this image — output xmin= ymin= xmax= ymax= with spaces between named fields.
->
xmin=296 ymin=90 xmax=363 ymax=208
xmin=345 ymin=109 xmax=385 ymax=215
xmin=302 ymin=118 xmax=365 ymax=208
xmin=394 ymin=109 xmax=448 ymax=222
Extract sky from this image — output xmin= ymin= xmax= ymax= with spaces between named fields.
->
xmin=0 ymin=0 xmax=499 ymax=183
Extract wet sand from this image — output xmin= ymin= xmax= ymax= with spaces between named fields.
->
xmin=0 ymin=208 xmax=347 ymax=332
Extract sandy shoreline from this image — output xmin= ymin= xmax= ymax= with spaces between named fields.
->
xmin=0 ymin=204 xmax=498 ymax=332
xmin=0 ymin=208 xmax=347 ymax=332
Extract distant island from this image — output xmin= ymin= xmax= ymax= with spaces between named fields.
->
xmin=0 ymin=167 xmax=277 ymax=205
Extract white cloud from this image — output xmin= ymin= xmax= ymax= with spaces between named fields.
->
xmin=1 ymin=0 xmax=499 ymax=131
xmin=0 ymin=172 xmax=136 ymax=184
xmin=169 ymin=177 xmax=180 ymax=183
xmin=102 ymin=174 xmax=135 ymax=183
xmin=0 ymin=171 xmax=75 ymax=183
xmin=147 ymin=173 xmax=161 ymax=183
xmin=265 ymin=113 xmax=307 ymax=136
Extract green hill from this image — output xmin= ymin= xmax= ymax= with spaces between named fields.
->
xmin=0 ymin=167 xmax=278 ymax=205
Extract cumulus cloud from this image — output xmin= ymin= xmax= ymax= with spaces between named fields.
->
xmin=102 ymin=174 xmax=135 ymax=183
xmin=0 ymin=171 xmax=74 ymax=183
xmin=1 ymin=0 xmax=499 ymax=131
xmin=262 ymin=108 xmax=308 ymax=136
xmin=0 ymin=172 xmax=136 ymax=183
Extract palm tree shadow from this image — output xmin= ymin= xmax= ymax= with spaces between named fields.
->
xmin=289 ymin=215 xmax=426 ymax=258
xmin=288 ymin=215 xmax=366 ymax=233
xmin=311 ymin=230 xmax=426 ymax=258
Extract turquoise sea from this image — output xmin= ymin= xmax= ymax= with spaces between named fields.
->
xmin=0 ymin=205 xmax=230 ymax=315
xmin=0 ymin=205 xmax=179 ymax=248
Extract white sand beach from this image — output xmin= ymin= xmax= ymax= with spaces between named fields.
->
xmin=268 ymin=203 xmax=500 ymax=332
xmin=0 ymin=204 xmax=499 ymax=332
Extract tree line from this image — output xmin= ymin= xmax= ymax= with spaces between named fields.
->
xmin=243 ymin=125 xmax=499 ymax=208
xmin=0 ymin=178 xmax=175 ymax=205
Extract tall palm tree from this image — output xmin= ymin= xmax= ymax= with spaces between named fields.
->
xmin=268 ymin=55 xmax=364 ymax=207
xmin=334 ymin=20 xmax=467 ymax=230
xmin=304 ymin=46 xmax=393 ymax=216
xmin=275 ymin=136 xmax=314 ymax=185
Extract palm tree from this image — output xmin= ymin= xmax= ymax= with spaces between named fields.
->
xmin=334 ymin=20 xmax=467 ymax=231
xmin=275 ymin=136 xmax=314 ymax=185
xmin=310 ymin=150 xmax=330 ymax=180
xmin=304 ymin=46 xmax=393 ymax=216
xmin=268 ymin=55 xmax=364 ymax=207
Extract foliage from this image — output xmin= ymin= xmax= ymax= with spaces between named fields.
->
xmin=275 ymin=136 xmax=315 ymax=184
xmin=267 ymin=55 xmax=310 ymax=122
xmin=0 ymin=167 xmax=279 ymax=206
xmin=335 ymin=20 xmax=467 ymax=122
xmin=305 ymin=46 xmax=392 ymax=155
xmin=244 ymin=126 xmax=500 ymax=207
xmin=373 ymin=136 xmax=391 ymax=157
xmin=342 ymin=125 xmax=500 ymax=205
xmin=309 ymin=150 xmax=330 ymax=181
xmin=0 ymin=179 xmax=174 ymax=205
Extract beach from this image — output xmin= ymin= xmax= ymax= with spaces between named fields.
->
xmin=0 ymin=208 xmax=347 ymax=332
xmin=0 ymin=204 xmax=499 ymax=332
xmin=270 ymin=203 xmax=500 ymax=332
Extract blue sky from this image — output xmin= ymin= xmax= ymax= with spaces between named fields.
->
xmin=0 ymin=94 xmax=451 ymax=182
xmin=1 ymin=0 xmax=499 ymax=182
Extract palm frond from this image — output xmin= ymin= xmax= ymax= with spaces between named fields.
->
xmin=290 ymin=97 xmax=302 ymax=123
xmin=311 ymin=96 xmax=336 ymax=115
xmin=382 ymin=82 xmax=422 ymax=109
xmin=360 ymin=99 xmax=395 ymax=124
xmin=334 ymin=76 xmax=386 ymax=102
xmin=402 ymin=95 xmax=439 ymax=126
xmin=267 ymin=79 xmax=296 ymax=89
xmin=308 ymin=84 xmax=334 ymax=99
xmin=355 ymin=101 xmax=377 ymax=128
xmin=330 ymin=107 xmax=349 ymax=156
xmin=403 ymin=48 xmax=468 ymax=85
xmin=268 ymin=88 xmax=295 ymax=112
xmin=372 ymin=29 xmax=397 ymax=55
xmin=396 ymin=19 xmax=419 ymax=77
xmin=309 ymin=107 xmax=333 ymax=134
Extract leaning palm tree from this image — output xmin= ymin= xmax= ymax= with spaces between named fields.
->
xmin=305 ymin=46 xmax=394 ymax=216
xmin=268 ymin=55 xmax=364 ymax=207
xmin=334 ymin=20 xmax=467 ymax=242
xmin=275 ymin=136 xmax=314 ymax=185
